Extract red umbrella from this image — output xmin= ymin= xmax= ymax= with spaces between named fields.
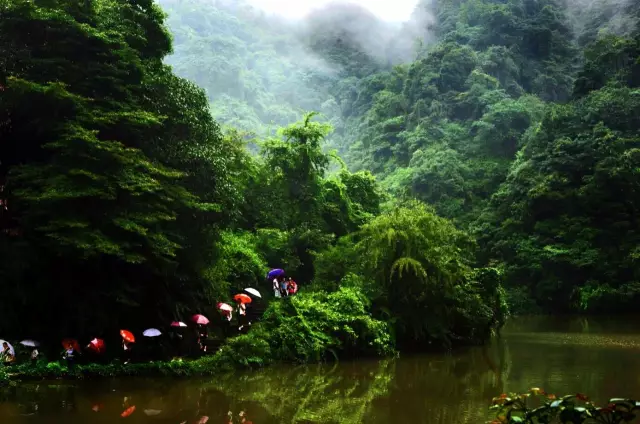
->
xmin=192 ymin=314 xmax=210 ymax=325
xmin=170 ymin=321 xmax=187 ymax=327
xmin=120 ymin=330 xmax=135 ymax=343
xmin=87 ymin=338 xmax=105 ymax=354
xmin=61 ymin=338 xmax=80 ymax=351
xmin=217 ymin=302 xmax=233 ymax=312
xmin=234 ymin=293 xmax=252 ymax=304
xmin=121 ymin=405 xmax=136 ymax=418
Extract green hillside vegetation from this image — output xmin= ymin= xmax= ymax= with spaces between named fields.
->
xmin=159 ymin=0 xmax=640 ymax=314
xmin=0 ymin=0 xmax=508 ymax=369
xmin=1 ymin=0 xmax=639 ymax=372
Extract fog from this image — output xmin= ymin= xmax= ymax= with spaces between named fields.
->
xmin=247 ymin=0 xmax=421 ymax=22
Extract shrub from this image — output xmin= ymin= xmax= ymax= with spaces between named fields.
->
xmin=490 ymin=389 xmax=640 ymax=423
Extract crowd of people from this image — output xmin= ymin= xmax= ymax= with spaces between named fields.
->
xmin=0 ymin=269 xmax=298 ymax=367
xmin=272 ymin=276 xmax=298 ymax=298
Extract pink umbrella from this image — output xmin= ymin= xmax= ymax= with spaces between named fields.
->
xmin=191 ymin=314 xmax=210 ymax=325
xmin=217 ymin=303 xmax=233 ymax=312
xmin=170 ymin=321 xmax=187 ymax=328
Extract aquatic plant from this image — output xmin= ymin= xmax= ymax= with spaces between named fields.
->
xmin=489 ymin=388 xmax=640 ymax=423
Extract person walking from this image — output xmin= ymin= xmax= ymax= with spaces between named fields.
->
xmin=280 ymin=277 xmax=288 ymax=297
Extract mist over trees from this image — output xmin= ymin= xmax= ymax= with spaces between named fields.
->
xmin=160 ymin=0 xmax=640 ymax=313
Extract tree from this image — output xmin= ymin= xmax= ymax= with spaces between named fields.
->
xmin=0 ymin=0 xmax=232 ymax=341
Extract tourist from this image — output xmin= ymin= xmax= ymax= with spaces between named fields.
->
xmin=280 ymin=276 xmax=288 ymax=297
xmin=63 ymin=344 xmax=75 ymax=367
xmin=197 ymin=324 xmax=208 ymax=353
xmin=1 ymin=342 xmax=14 ymax=365
xmin=287 ymin=277 xmax=297 ymax=296
xmin=273 ymin=276 xmax=281 ymax=298
xmin=122 ymin=340 xmax=132 ymax=364
xmin=237 ymin=299 xmax=247 ymax=331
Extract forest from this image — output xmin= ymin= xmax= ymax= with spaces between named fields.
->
xmin=0 ymin=0 xmax=639 ymax=366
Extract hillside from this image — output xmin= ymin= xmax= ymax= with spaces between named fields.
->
xmin=160 ymin=0 xmax=640 ymax=313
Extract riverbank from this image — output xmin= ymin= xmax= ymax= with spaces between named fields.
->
xmin=0 ymin=287 xmax=397 ymax=385
xmin=0 ymin=356 xmax=225 ymax=386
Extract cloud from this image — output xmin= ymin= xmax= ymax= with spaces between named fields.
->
xmin=246 ymin=0 xmax=420 ymax=22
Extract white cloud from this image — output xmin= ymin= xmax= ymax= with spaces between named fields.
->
xmin=246 ymin=0 xmax=419 ymax=22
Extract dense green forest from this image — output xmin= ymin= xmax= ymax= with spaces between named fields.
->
xmin=0 ymin=0 xmax=639 ymax=365
xmin=160 ymin=0 xmax=640 ymax=314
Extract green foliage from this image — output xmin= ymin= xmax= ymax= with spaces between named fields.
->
xmin=0 ymin=0 xmax=236 ymax=341
xmin=320 ymin=201 xmax=506 ymax=348
xmin=236 ymin=286 xmax=394 ymax=364
xmin=490 ymin=389 xmax=640 ymax=424
xmin=205 ymin=231 xmax=267 ymax=297
xmin=482 ymin=83 xmax=640 ymax=312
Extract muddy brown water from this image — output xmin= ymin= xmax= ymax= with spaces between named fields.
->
xmin=2 ymin=316 xmax=640 ymax=423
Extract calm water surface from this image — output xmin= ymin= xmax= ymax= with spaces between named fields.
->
xmin=2 ymin=316 xmax=640 ymax=424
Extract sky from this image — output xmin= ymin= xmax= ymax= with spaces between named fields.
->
xmin=246 ymin=0 xmax=420 ymax=22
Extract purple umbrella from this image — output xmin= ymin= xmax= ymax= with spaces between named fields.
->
xmin=267 ymin=269 xmax=285 ymax=280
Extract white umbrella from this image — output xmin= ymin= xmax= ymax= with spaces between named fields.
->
xmin=244 ymin=287 xmax=261 ymax=298
xmin=143 ymin=328 xmax=162 ymax=337
xmin=0 ymin=340 xmax=15 ymax=356
xmin=20 ymin=339 xmax=39 ymax=347
xmin=144 ymin=409 xmax=162 ymax=416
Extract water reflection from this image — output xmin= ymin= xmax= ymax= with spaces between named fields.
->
xmin=2 ymin=316 xmax=640 ymax=424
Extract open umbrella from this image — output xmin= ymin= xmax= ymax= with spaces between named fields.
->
xmin=192 ymin=314 xmax=210 ymax=325
xmin=170 ymin=321 xmax=187 ymax=328
xmin=267 ymin=268 xmax=285 ymax=280
xmin=234 ymin=293 xmax=252 ymax=304
xmin=121 ymin=405 xmax=136 ymax=418
xmin=0 ymin=340 xmax=14 ymax=356
xmin=61 ymin=338 xmax=80 ymax=351
xmin=144 ymin=409 xmax=162 ymax=416
xmin=20 ymin=340 xmax=39 ymax=347
xmin=244 ymin=288 xmax=261 ymax=298
xmin=87 ymin=338 xmax=105 ymax=354
xmin=120 ymin=330 xmax=135 ymax=343
xmin=143 ymin=328 xmax=162 ymax=337
xmin=217 ymin=302 xmax=233 ymax=312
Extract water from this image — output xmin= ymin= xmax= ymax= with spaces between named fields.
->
xmin=2 ymin=316 xmax=640 ymax=423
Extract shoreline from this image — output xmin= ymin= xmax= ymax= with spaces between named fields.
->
xmin=0 ymin=355 xmax=240 ymax=385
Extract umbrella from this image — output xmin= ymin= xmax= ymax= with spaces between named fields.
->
xmin=61 ymin=338 xmax=80 ymax=351
xmin=170 ymin=321 xmax=187 ymax=327
xmin=120 ymin=330 xmax=135 ymax=343
xmin=20 ymin=340 xmax=39 ymax=347
xmin=144 ymin=409 xmax=162 ymax=416
xmin=87 ymin=338 xmax=105 ymax=354
xmin=143 ymin=328 xmax=162 ymax=337
xmin=192 ymin=314 xmax=210 ymax=325
xmin=234 ymin=293 xmax=252 ymax=304
xmin=217 ymin=302 xmax=233 ymax=312
xmin=121 ymin=406 xmax=136 ymax=418
xmin=0 ymin=340 xmax=14 ymax=356
xmin=267 ymin=268 xmax=285 ymax=280
xmin=244 ymin=288 xmax=262 ymax=298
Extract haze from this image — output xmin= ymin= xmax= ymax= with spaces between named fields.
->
xmin=247 ymin=0 xmax=420 ymax=22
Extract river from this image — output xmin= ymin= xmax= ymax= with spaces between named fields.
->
xmin=2 ymin=316 xmax=640 ymax=423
